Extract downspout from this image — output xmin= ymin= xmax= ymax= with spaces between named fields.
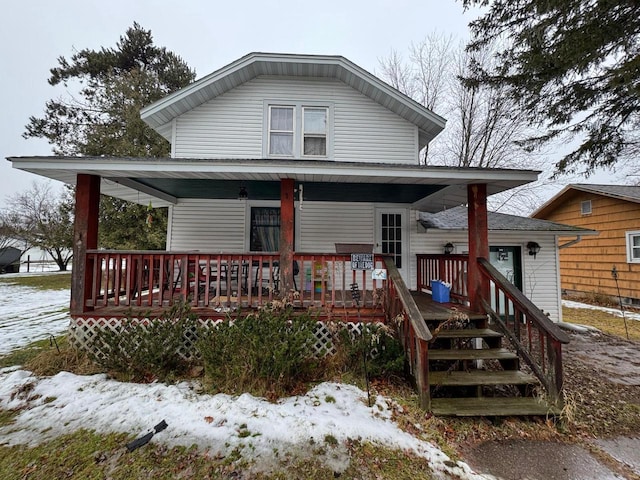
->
xmin=559 ymin=236 xmax=582 ymax=249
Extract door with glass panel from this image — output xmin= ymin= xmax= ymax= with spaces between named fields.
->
xmin=375 ymin=208 xmax=408 ymax=282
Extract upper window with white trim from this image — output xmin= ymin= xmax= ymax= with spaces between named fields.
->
xmin=626 ymin=231 xmax=640 ymax=263
xmin=581 ymin=200 xmax=592 ymax=215
xmin=265 ymin=103 xmax=331 ymax=158
xmin=268 ymin=106 xmax=294 ymax=156
xmin=302 ymin=107 xmax=327 ymax=156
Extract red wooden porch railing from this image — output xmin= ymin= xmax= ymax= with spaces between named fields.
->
xmin=384 ymin=257 xmax=432 ymax=409
xmin=82 ymin=250 xmax=389 ymax=314
xmin=416 ymin=254 xmax=469 ymax=302
xmin=478 ymin=258 xmax=569 ymax=404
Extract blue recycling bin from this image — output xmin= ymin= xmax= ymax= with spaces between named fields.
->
xmin=431 ymin=280 xmax=450 ymax=303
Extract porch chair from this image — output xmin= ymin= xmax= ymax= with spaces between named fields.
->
xmin=220 ymin=262 xmax=249 ymax=296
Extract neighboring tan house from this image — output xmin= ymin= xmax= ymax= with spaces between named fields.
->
xmin=8 ymin=52 xmax=574 ymax=414
xmin=533 ymin=184 xmax=640 ymax=305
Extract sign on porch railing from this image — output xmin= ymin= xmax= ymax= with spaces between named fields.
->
xmin=351 ymin=253 xmax=374 ymax=270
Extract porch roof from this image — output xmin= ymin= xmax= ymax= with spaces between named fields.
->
xmin=7 ymin=156 xmax=540 ymax=212
xmin=419 ymin=206 xmax=598 ymax=234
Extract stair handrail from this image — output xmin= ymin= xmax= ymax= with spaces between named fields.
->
xmin=477 ymin=257 xmax=569 ymax=403
xmin=384 ymin=257 xmax=431 ymax=409
xmin=384 ymin=258 xmax=431 ymax=342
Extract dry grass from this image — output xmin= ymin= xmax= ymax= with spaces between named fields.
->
xmin=17 ymin=337 xmax=101 ymax=377
xmin=0 ymin=273 xmax=71 ymax=291
xmin=563 ymin=305 xmax=640 ymax=340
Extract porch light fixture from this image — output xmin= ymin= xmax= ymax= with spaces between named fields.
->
xmin=527 ymin=241 xmax=541 ymax=258
xmin=443 ymin=242 xmax=454 ymax=255
xmin=238 ymin=185 xmax=248 ymax=200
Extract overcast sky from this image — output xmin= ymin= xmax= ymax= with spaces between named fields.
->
xmin=0 ymin=0 xmax=620 ymax=208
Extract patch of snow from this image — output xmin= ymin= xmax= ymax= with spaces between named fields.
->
xmin=0 ymin=370 xmax=493 ymax=479
xmin=563 ymin=300 xmax=640 ymax=322
xmin=557 ymin=322 xmax=601 ymax=334
xmin=0 ymin=282 xmax=70 ymax=355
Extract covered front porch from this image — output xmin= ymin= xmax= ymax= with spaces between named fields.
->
xmin=11 ymin=155 xmax=570 ymax=414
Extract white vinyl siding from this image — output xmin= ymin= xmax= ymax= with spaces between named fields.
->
xmin=168 ymin=199 xmax=247 ymax=252
xmin=173 ymin=77 xmax=418 ymax=164
xmin=298 ymin=202 xmax=375 ymax=252
xmin=169 ymin=200 xmax=377 ymax=254
xmin=410 ymin=217 xmax=563 ymax=323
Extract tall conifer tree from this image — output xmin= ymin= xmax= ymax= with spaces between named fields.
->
xmin=461 ymin=0 xmax=640 ymax=176
xmin=25 ymin=23 xmax=196 ymax=248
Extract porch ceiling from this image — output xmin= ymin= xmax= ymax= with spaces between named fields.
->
xmin=128 ymin=178 xmax=442 ymax=203
xmin=7 ymin=156 xmax=540 ymax=212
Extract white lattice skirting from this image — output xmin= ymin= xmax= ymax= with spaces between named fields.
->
xmin=69 ymin=316 xmax=382 ymax=360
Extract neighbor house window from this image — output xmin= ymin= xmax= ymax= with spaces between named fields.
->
xmin=264 ymin=103 xmax=331 ymax=158
xmin=581 ymin=200 xmax=592 ymax=215
xmin=626 ymin=231 xmax=640 ymax=263
xmin=268 ymin=106 xmax=294 ymax=156
xmin=250 ymin=207 xmax=280 ymax=252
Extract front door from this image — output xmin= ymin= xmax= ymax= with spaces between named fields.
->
xmin=489 ymin=246 xmax=522 ymax=319
xmin=489 ymin=246 xmax=522 ymax=290
xmin=375 ymin=208 xmax=408 ymax=282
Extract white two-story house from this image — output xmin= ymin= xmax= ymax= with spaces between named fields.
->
xmin=10 ymin=52 xmax=583 ymax=413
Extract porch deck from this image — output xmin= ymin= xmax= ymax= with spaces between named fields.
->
xmin=71 ymin=250 xmax=568 ymax=416
xmin=410 ymin=291 xmax=484 ymax=322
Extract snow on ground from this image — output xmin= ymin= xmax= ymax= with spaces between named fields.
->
xmin=562 ymin=300 xmax=640 ymax=322
xmin=2 ymin=276 xmax=637 ymax=478
xmin=0 ymin=277 xmax=70 ymax=355
xmin=0 ymin=368 xmax=493 ymax=479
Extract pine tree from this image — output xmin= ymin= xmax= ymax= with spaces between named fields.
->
xmin=461 ymin=0 xmax=640 ymax=176
xmin=24 ymin=23 xmax=196 ymax=248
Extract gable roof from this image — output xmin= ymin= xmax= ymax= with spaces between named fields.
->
xmin=532 ymin=184 xmax=640 ymax=218
xmin=140 ymin=52 xmax=446 ymax=146
xmin=419 ymin=206 xmax=595 ymax=234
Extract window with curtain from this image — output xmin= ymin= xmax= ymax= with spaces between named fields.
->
xmin=250 ymin=207 xmax=280 ymax=252
xmin=303 ymin=107 xmax=327 ymax=156
xmin=268 ymin=106 xmax=294 ymax=156
xmin=265 ymin=103 xmax=330 ymax=158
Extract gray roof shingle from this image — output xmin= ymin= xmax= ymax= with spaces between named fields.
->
xmin=568 ymin=184 xmax=640 ymax=203
xmin=419 ymin=206 xmax=594 ymax=233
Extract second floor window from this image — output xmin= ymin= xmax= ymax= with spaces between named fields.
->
xmin=303 ymin=107 xmax=327 ymax=156
xmin=268 ymin=106 xmax=294 ymax=156
xmin=267 ymin=104 xmax=329 ymax=158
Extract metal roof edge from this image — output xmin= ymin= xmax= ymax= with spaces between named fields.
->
xmin=7 ymin=156 xmax=539 ymax=181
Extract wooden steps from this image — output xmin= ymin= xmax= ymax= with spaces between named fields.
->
xmin=414 ymin=294 xmax=555 ymax=417
xmin=430 ymin=370 xmax=537 ymax=387
xmin=429 ymin=348 xmax=517 ymax=361
xmin=434 ymin=328 xmax=503 ymax=339
xmin=430 ymin=397 xmax=561 ymax=417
